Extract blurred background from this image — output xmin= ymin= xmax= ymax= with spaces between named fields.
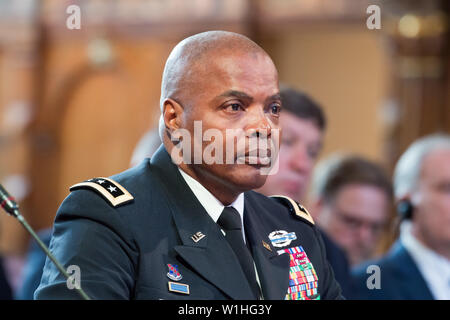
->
xmin=0 ymin=0 xmax=449 ymax=294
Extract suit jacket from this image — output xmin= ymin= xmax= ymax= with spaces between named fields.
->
xmin=35 ymin=146 xmax=343 ymax=300
xmin=350 ymin=241 xmax=434 ymax=300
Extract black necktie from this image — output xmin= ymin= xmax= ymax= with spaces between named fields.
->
xmin=218 ymin=206 xmax=260 ymax=299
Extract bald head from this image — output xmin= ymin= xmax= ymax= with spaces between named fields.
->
xmin=158 ymin=31 xmax=281 ymax=203
xmin=160 ymin=31 xmax=272 ymax=109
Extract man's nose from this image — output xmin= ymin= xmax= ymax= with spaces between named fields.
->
xmin=356 ymin=224 xmax=375 ymax=244
xmin=246 ymin=107 xmax=273 ymax=138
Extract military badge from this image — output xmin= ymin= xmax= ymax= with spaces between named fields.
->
xmin=262 ymin=240 xmax=272 ymax=252
xmin=69 ymin=177 xmax=134 ymax=207
xmin=278 ymin=246 xmax=320 ymax=300
xmin=268 ymin=230 xmax=297 ymax=247
xmin=168 ymin=282 xmax=190 ymax=295
xmin=167 ymin=264 xmax=182 ymax=281
xmin=191 ymin=231 xmax=206 ymax=243
xmin=270 ymin=195 xmax=315 ymax=225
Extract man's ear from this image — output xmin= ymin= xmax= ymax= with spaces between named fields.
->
xmin=410 ymin=192 xmax=421 ymax=207
xmin=162 ymin=98 xmax=183 ymax=133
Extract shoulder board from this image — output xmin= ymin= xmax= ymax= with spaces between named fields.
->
xmin=270 ymin=195 xmax=315 ymax=226
xmin=70 ymin=177 xmax=134 ymax=207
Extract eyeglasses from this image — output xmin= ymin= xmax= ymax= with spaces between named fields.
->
xmin=335 ymin=210 xmax=387 ymax=236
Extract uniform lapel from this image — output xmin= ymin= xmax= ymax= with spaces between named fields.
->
xmin=244 ymin=192 xmax=290 ymax=300
xmin=150 ymin=146 xmax=255 ymax=299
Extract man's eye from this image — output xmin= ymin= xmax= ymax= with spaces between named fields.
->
xmin=281 ymin=137 xmax=295 ymax=146
xmin=345 ymin=218 xmax=361 ymax=229
xmin=225 ymin=103 xmax=243 ymax=112
xmin=307 ymin=147 xmax=319 ymax=160
xmin=437 ymin=182 xmax=450 ymax=194
xmin=270 ymin=104 xmax=281 ymax=115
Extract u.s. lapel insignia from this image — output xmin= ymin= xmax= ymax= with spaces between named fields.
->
xmin=262 ymin=240 xmax=272 ymax=252
xmin=191 ymin=231 xmax=206 ymax=243
xmin=167 ymin=264 xmax=182 ymax=281
xmin=268 ymin=230 xmax=297 ymax=247
xmin=168 ymin=282 xmax=190 ymax=295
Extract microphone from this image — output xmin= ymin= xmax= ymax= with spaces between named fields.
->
xmin=0 ymin=184 xmax=90 ymax=300
xmin=0 ymin=184 xmax=19 ymax=217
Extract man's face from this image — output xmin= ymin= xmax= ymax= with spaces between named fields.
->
xmin=319 ymin=184 xmax=390 ymax=265
xmin=412 ymin=149 xmax=450 ymax=254
xmin=257 ymin=112 xmax=322 ymax=201
xmin=175 ymin=51 xmax=281 ymax=194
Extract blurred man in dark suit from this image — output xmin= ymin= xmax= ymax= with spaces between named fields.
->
xmin=0 ymin=218 xmax=12 ymax=299
xmin=0 ymin=255 xmax=12 ymax=300
xmin=352 ymin=134 xmax=450 ymax=299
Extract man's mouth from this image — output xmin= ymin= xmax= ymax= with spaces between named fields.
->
xmin=237 ymin=149 xmax=273 ymax=166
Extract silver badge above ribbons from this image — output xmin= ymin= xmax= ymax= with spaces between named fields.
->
xmin=268 ymin=230 xmax=297 ymax=248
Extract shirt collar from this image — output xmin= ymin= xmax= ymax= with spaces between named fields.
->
xmin=178 ymin=168 xmax=245 ymax=225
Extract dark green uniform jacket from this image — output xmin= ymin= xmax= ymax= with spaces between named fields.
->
xmin=35 ymin=146 xmax=343 ymax=300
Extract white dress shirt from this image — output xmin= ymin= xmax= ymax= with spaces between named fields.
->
xmin=178 ymin=168 xmax=263 ymax=298
xmin=178 ymin=168 xmax=246 ymax=242
xmin=400 ymin=221 xmax=450 ymax=300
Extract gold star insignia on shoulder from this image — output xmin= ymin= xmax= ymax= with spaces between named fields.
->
xmin=70 ymin=177 xmax=134 ymax=207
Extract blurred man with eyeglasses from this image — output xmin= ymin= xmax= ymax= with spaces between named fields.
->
xmin=310 ymin=155 xmax=392 ymax=267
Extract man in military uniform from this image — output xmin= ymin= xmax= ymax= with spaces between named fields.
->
xmin=35 ymin=31 xmax=343 ymax=300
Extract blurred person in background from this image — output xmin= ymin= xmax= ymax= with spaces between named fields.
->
xmin=256 ymin=87 xmax=324 ymax=202
xmin=15 ymin=229 xmax=51 ymax=300
xmin=129 ymin=128 xmax=162 ymax=167
xmin=0 ymin=230 xmax=13 ymax=299
xmin=310 ymin=155 xmax=392 ymax=267
xmin=256 ymin=87 xmax=353 ymax=297
xmin=352 ymin=134 xmax=450 ymax=300
xmin=0 ymin=261 xmax=12 ymax=300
